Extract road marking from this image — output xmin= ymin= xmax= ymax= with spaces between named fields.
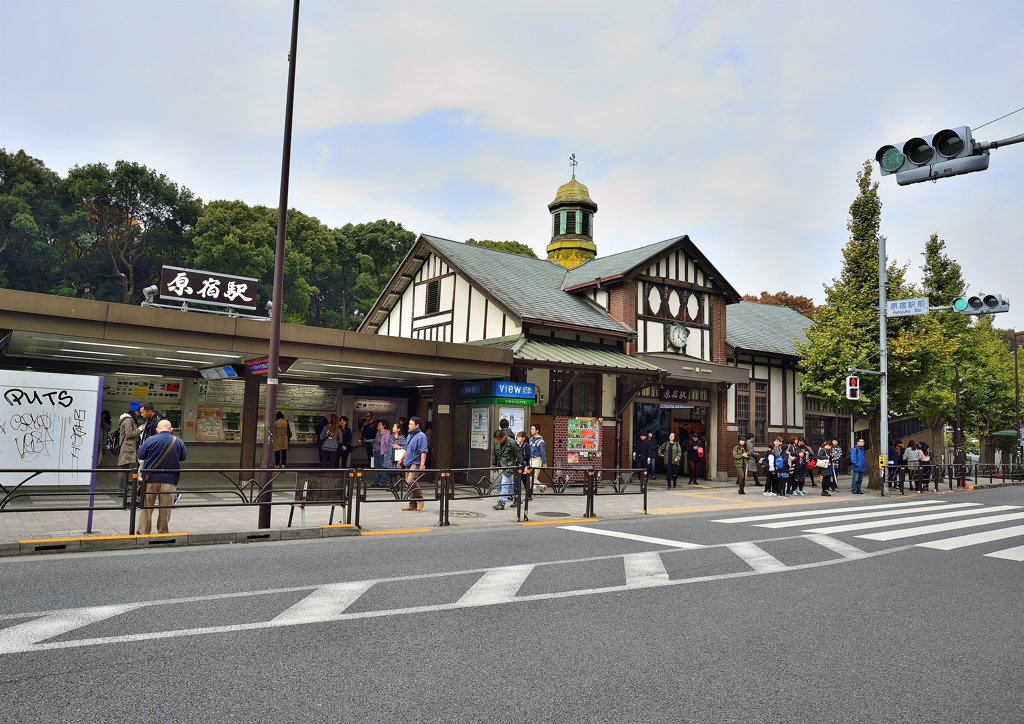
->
xmin=622 ymin=552 xmax=669 ymax=587
xmin=984 ymin=544 xmax=1024 ymax=561
xmin=272 ymin=581 xmax=377 ymax=625
xmin=858 ymin=512 xmax=1024 ymax=541
xmin=804 ymin=505 xmax=1018 ymax=534
xmin=916 ymin=524 xmax=1024 ymax=551
xmin=727 ymin=542 xmax=787 ymax=572
xmin=559 ymin=525 xmax=704 ymax=549
xmin=0 ymin=542 xmax=914 ymax=656
xmin=754 ymin=502 xmax=981 ymax=529
xmin=713 ymin=500 xmax=945 ymax=524
xmin=803 ymin=534 xmax=871 ymax=560
xmin=0 ymin=603 xmax=147 ymax=654
xmin=360 ymin=528 xmax=431 ymax=536
xmin=458 ymin=565 xmax=535 ymax=605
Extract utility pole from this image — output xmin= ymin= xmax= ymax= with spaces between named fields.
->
xmin=878 ymin=235 xmax=888 ymax=497
xmin=259 ymin=0 xmax=300 ymax=528
xmin=1015 ymin=332 xmax=1022 ymax=469
xmin=955 ymin=361 xmax=964 ymax=487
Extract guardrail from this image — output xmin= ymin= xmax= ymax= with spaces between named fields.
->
xmin=884 ymin=462 xmax=1023 ymax=494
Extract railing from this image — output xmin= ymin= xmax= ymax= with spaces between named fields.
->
xmin=883 ymin=462 xmax=1024 ymax=494
xmin=0 ymin=466 xmax=354 ymax=535
xmin=352 ymin=467 xmax=446 ymax=528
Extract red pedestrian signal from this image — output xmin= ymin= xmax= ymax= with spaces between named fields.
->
xmin=845 ymin=375 xmax=860 ymax=401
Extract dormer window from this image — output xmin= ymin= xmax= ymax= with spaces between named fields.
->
xmin=581 ymin=212 xmax=590 ymax=236
xmin=566 ymin=211 xmax=577 ymax=234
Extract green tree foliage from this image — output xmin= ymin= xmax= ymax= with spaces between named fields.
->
xmin=465 ymin=238 xmax=537 ymax=258
xmin=741 ymin=291 xmax=817 ymax=318
xmin=336 ymin=220 xmax=416 ymax=323
xmin=0 ymin=149 xmax=66 ymax=293
xmin=798 ymin=161 xmax=945 ymax=487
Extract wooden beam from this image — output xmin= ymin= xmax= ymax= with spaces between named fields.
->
xmin=547 ymin=371 xmax=579 ymax=411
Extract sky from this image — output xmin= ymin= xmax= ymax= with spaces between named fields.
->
xmin=2 ymin=0 xmax=1023 ymax=329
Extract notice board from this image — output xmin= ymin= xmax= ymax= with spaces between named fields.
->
xmin=0 ymin=370 xmax=103 ymax=487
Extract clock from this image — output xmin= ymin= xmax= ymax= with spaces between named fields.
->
xmin=667 ymin=323 xmax=689 ymax=351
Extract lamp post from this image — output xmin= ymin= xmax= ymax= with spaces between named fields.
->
xmin=1015 ymin=332 xmax=1022 ymax=471
xmin=258 ymin=0 xmax=300 ymax=528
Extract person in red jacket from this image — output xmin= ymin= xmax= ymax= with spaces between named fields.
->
xmin=684 ymin=430 xmax=705 ymax=485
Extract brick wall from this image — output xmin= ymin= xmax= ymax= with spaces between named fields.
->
xmin=717 ymin=385 xmax=737 ymax=477
xmin=711 ymin=296 xmax=728 ymax=364
xmin=608 ymin=280 xmax=636 ymax=330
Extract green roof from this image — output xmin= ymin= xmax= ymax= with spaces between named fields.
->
xmin=562 ymin=237 xmax=681 ymax=289
xmin=422 ymin=235 xmax=633 ymax=335
xmin=725 ymin=301 xmax=811 ymax=357
xmin=470 ymin=335 xmax=660 ymax=373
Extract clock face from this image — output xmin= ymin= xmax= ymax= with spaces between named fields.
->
xmin=668 ymin=324 xmax=688 ymax=350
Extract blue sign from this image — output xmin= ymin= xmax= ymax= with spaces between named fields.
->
xmin=458 ymin=381 xmax=536 ymax=400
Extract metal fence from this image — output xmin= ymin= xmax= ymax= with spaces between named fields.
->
xmin=883 ymin=462 xmax=1024 ymax=494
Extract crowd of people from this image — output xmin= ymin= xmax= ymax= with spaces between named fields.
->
xmin=730 ymin=434 xmax=861 ymax=497
xmin=633 ymin=429 xmax=708 ymax=486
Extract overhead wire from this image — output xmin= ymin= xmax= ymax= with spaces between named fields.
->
xmin=972 ymin=106 xmax=1024 ymax=132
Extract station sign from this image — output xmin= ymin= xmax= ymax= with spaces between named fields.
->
xmin=886 ymin=297 xmax=929 ymax=318
xmin=159 ymin=265 xmax=260 ymax=311
xmin=458 ymin=381 xmax=536 ymax=400
xmin=659 ymin=386 xmax=710 ymax=403
xmin=471 ymin=396 xmax=535 ymax=407
xmin=245 ymin=357 xmax=295 ymax=376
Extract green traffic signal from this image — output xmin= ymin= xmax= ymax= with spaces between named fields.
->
xmin=953 ymin=297 xmax=969 ymax=312
xmin=876 ymin=145 xmax=905 ymax=172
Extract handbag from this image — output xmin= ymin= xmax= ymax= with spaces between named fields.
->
xmin=815 ymin=459 xmax=830 ymax=469
xmin=394 ymin=448 xmax=406 ymax=464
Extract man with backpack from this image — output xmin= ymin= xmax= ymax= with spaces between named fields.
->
xmin=491 ymin=428 xmax=522 ymax=511
xmin=115 ymin=401 xmax=142 ymax=506
xmin=771 ymin=437 xmax=792 ymax=498
xmin=850 ymin=437 xmax=867 ymax=494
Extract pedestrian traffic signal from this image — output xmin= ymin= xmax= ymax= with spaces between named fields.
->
xmin=952 ymin=293 xmax=1010 ymax=315
xmin=845 ymin=375 xmax=860 ymax=401
xmin=875 ymin=126 xmax=990 ymax=185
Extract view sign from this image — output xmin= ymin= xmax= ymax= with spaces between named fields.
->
xmin=159 ymin=266 xmax=259 ymax=311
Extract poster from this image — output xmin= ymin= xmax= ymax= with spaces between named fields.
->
xmin=196 ymin=407 xmax=224 ymax=440
xmin=471 ymin=407 xmax=490 ymax=450
xmin=498 ymin=407 xmax=526 ymax=436
xmin=198 ymin=380 xmax=337 ymax=410
xmin=566 ymin=417 xmax=599 ymax=451
xmin=104 ymin=376 xmax=181 ymax=400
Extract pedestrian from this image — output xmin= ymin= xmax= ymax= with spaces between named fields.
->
xmin=375 ymin=419 xmax=391 ymax=487
xmin=117 ymin=402 xmax=142 ymax=504
xmin=684 ymin=430 xmax=705 ymax=485
xmin=762 ymin=443 xmax=778 ymax=496
xmin=99 ymin=410 xmax=111 ymax=458
xmin=402 ymin=416 xmax=429 ymax=511
xmin=732 ymin=436 xmax=749 ymax=494
xmin=490 ymin=428 xmax=522 ymax=511
xmin=794 ymin=437 xmax=815 ymax=488
xmin=817 ymin=440 xmax=835 ymax=496
xmin=335 ymin=416 xmax=353 ymax=469
xmin=904 ymin=440 xmax=922 ymax=491
xmin=888 ymin=440 xmax=900 ymax=490
xmin=634 ymin=431 xmax=652 ymax=478
xmin=529 ymin=423 xmax=548 ymax=494
xmin=772 ymin=438 xmax=792 ymax=497
xmin=831 ymin=438 xmax=843 ymax=484
xmin=660 ymin=432 xmax=683 ymax=488
xmin=138 ymin=402 xmax=164 ymax=445
xmin=359 ymin=412 xmax=376 ymax=468
xmin=896 ymin=441 xmax=907 ymax=491
xmin=850 ymin=437 xmax=867 ymax=495
xmin=745 ymin=433 xmax=761 ymax=487
xmin=319 ymin=414 xmax=340 ymax=468
xmin=790 ymin=440 xmax=807 ymax=495
xmin=135 ymin=419 xmax=187 ymax=535
xmin=517 ymin=430 xmax=532 ymax=501
xmin=382 ymin=421 xmax=404 ymax=489
xmin=274 ymin=411 xmax=290 ymax=468
xmin=919 ymin=441 xmax=933 ymax=492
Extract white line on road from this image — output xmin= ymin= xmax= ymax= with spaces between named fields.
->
xmin=802 ymin=534 xmax=871 ymax=560
xmin=558 ymin=525 xmax=704 ymax=549
xmin=752 ymin=503 xmax=977 ymax=529
xmin=0 ymin=540 xmax=914 ymax=656
xmin=272 ymin=581 xmax=378 ymax=625
xmin=916 ymin=524 xmax=1024 ymax=551
xmin=458 ymin=565 xmax=535 ymax=605
xmin=727 ymin=542 xmax=787 ymax=572
xmin=622 ymin=552 xmax=669 ymax=587
xmin=858 ymin=512 xmax=1024 ymax=541
xmin=804 ymin=505 xmax=1018 ymax=534
xmin=984 ymin=544 xmax=1024 ymax=561
xmin=0 ymin=603 xmax=147 ymax=655
xmin=712 ymin=500 xmax=946 ymax=524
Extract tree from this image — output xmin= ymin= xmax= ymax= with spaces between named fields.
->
xmin=959 ymin=317 xmax=1016 ymax=464
xmin=465 ymin=238 xmax=537 ymax=258
xmin=336 ymin=220 xmax=416 ymax=322
xmin=741 ymin=291 xmax=817 ymax=318
xmin=0 ymin=149 xmax=67 ymax=293
xmin=798 ymin=161 xmax=942 ymax=489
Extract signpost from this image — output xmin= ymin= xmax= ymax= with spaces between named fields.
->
xmin=886 ymin=297 xmax=929 ymax=318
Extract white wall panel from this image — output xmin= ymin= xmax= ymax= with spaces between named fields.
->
xmin=453 ymin=276 xmax=470 ymax=342
xmin=794 ymin=372 xmax=805 ymax=427
xmin=595 ymin=289 xmax=608 ymax=309
xmin=602 ymin=374 xmax=616 ymax=417
xmin=753 ymin=365 xmax=768 ymax=380
xmin=439 ymin=275 xmax=455 ymax=312
xmin=506 ymin=319 xmax=522 ymax=336
xmin=412 ymin=281 xmax=426 ymax=317
xmin=787 ymin=369 xmax=796 ymax=426
xmin=485 ymin=300 xmax=504 ymax=340
xmin=727 ymin=383 xmax=736 ymax=423
xmin=647 ymin=321 xmax=664 ymax=353
xmin=401 ymin=284 xmax=413 ymax=336
xmin=637 ymin=317 xmax=645 ymax=352
xmin=703 ymin=329 xmax=711 ymax=361
xmin=685 ymin=326 xmax=701 ymax=358
xmin=468 ymin=288 xmax=486 ymax=341
xmin=770 ymin=367 xmax=783 ymax=426
xmin=412 ymin=311 xmax=453 ymax=329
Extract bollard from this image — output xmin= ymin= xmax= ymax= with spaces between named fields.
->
xmin=128 ymin=468 xmax=138 ymax=535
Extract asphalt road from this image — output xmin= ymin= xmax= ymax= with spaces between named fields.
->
xmin=2 ymin=487 xmax=1023 ymax=724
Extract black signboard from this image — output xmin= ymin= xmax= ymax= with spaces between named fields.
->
xmin=159 ymin=266 xmax=260 ymax=311
xmin=659 ymin=386 xmax=710 ymax=403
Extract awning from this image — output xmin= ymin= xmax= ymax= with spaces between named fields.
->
xmin=471 ymin=336 xmax=661 ymax=375
xmin=639 ymin=353 xmax=750 ymax=385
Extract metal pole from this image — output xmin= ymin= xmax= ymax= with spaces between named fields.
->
xmin=955 ymin=362 xmax=963 ymax=487
xmin=259 ymin=0 xmax=301 ymax=529
xmin=878 ymin=235 xmax=888 ymax=497
xmin=1015 ymin=333 xmax=1021 ymax=468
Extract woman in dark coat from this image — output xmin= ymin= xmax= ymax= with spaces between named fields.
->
xmin=684 ymin=430 xmax=706 ymax=485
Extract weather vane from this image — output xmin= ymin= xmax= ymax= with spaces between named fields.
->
xmin=569 ymin=153 xmax=578 ymax=179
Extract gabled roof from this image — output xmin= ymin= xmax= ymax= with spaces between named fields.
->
xmin=469 ymin=335 xmax=660 ymax=374
xmin=360 ymin=234 xmax=634 ymax=337
xmin=725 ymin=301 xmax=812 ymax=358
xmin=561 ymin=235 xmax=743 ymax=303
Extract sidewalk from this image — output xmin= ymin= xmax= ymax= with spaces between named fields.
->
xmin=2 ymin=468 xmax=972 ymax=552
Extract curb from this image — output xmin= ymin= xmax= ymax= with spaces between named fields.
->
xmin=3 ymin=524 xmax=361 ymax=558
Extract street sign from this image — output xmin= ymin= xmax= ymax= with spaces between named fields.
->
xmin=887 ymin=297 xmax=929 ymax=318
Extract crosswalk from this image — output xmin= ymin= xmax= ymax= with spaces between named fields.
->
xmin=713 ymin=499 xmax=1024 ymax=561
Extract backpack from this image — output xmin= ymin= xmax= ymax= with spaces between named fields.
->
xmin=107 ymin=429 xmax=121 ymax=455
xmin=762 ymin=453 xmax=774 ymax=477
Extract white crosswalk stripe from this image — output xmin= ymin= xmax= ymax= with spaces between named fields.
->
xmin=754 ymin=502 xmax=982 ymax=529
xmin=916 ymin=524 xmax=1024 ymax=551
xmin=712 ymin=500 xmax=945 ymax=524
xmin=984 ymin=544 xmax=1024 ymax=561
xmin=805 ymin=505 xmax=1019 ymax=534
xmin=857 ymin=511 xmax=1024 ymax=541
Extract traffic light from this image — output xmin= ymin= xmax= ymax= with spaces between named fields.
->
xmin=845 ymin=375 xmax=860 ymax=401
xmin=952 ymin=293 xmax=1010 ymax=315
xmin=875 ymin=126 xmax=989 ymax=185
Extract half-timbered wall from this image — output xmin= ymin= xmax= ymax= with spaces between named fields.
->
xmin=375 ymin=252 xmax=522 ymax=342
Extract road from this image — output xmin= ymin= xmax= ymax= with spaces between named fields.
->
xmin=2 ymin=487 xmax=1023 ymax=724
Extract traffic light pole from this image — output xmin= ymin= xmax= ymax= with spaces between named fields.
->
xmin=878 ymin=235 xmax=888 ymax=498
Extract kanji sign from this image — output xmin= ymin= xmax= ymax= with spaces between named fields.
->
xmin=159 ymin=266 xmax=259 ymax=311
xmin=886 ymin=297 xmax=929 ymax=318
